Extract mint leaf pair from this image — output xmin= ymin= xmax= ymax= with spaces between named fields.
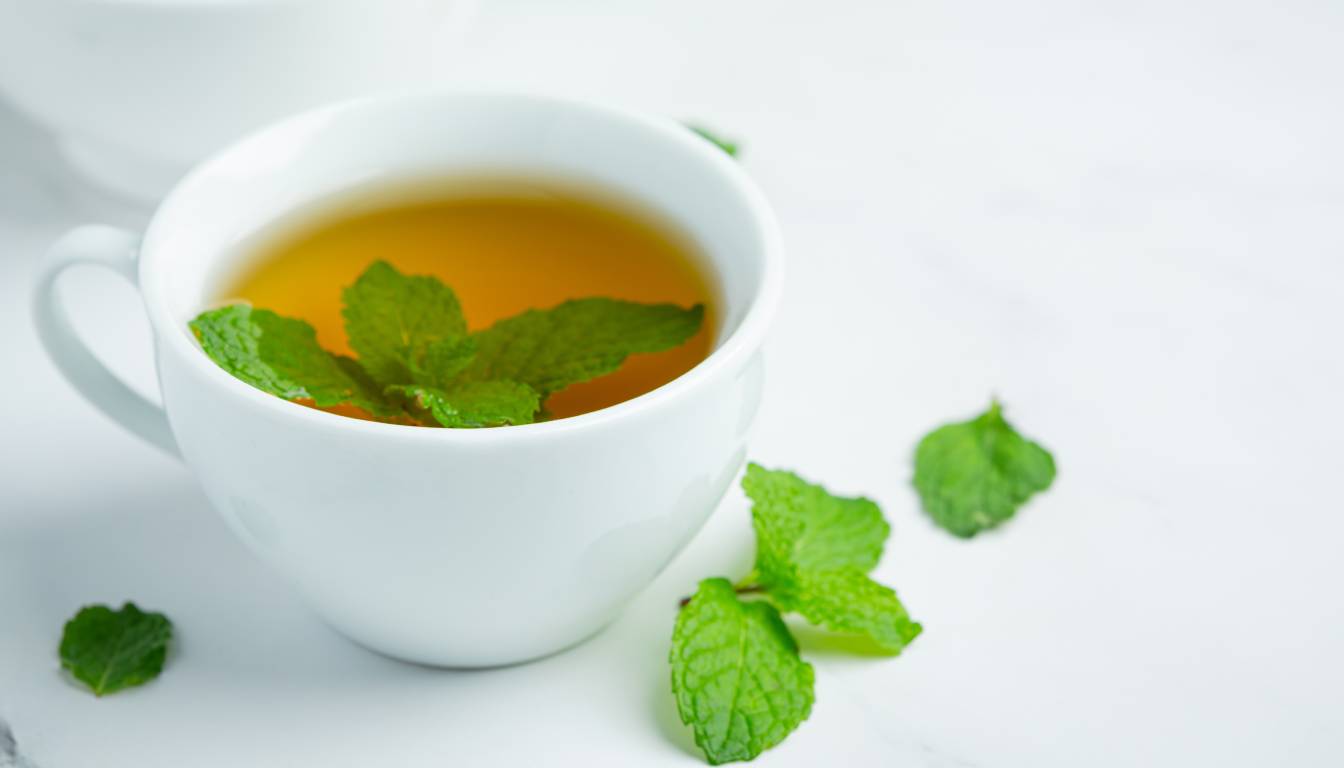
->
xmin=743 ymin=464 xmax=921 ymax=653
xmin=59 ymin=603 xmax=173 ymax=697
xmin=671 ymin=465 xmax=920 ymax=764
xmin=743 ymin=465 xmax=920 ymax=655
xmin=191 ymin=260 xmax=704 ymax=428
xmin=913 ymin=400 xmax=1056 ymax=537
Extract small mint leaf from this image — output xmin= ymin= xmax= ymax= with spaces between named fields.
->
xmin=190 ymin=304 xmax=398 ymax=417
xmin=59 ymin=603 xmax=172 ymax=696
xmin=687 ymin=125 xmax=740 ymax=157
xmin=390 ymin=380 xmax=540 ymax=428
xmin=670 ymin=578 xmax=814 ymax=764
xmin=463 ymin=298 xmax=704 ymax=396
xmin=913 ymin=400 xmax=1056 ymax=537
xmin=772 ymin=568 xmax=922 ymax=654
xmin=741 ymin=465 xmax=922 ymax=655
xmin=412 ymin=335 xmax=478 ymax=388
xmin=742 ymin=464 xmax=889 ymax=583
xmin=342 ymin=260 xmax=467 ymax=387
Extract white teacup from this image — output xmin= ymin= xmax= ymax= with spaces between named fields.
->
xmin=33 ymin=91 xmax=783 ymax=667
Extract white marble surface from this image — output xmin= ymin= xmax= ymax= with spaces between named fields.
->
xmin=2 ymin=1 xmax=1342 ymax=765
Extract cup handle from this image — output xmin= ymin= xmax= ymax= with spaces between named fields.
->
xmin=33 ymin=225 xmax=180 ymax=458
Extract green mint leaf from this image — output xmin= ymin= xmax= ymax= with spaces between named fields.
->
xmin=59 ymin=603 xmax=172 ymax=696
xmin=913 ymin=400 xmax=1056 ymax=537
xmin=464 ymin=298 xmax=704 ymax=396
xmin=670 ymin=578 xmax=814 ymax=765
xmin=773 ymin=569 xmax=922 ymax=654
xmin=687 ymin=124 xmax=740 ymax=157
xmin=412 ymin=335 xmax=478 ymax=388
xmin=190 ymin=304 xmax=397 ymax=417
xmin=332 ymin=355 xmax=400 ymax=413
xmin=742 ymin=465 xmax=922 ymax=654
xmin=390 ymin=380 xmax=540 ymax=428
xmin=742 ymin=464 xmax=889 ymax=583
xmin=342 ymin=260 xmax=467 ymax=387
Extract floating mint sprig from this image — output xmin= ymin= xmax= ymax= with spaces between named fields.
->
xmin=190 ymin=260 xmax=704 ymax=428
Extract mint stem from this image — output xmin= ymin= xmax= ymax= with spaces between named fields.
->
xmin=678 ymin=584 xmax=764 ymax=608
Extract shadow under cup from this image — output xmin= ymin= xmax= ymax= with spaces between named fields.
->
xmin=132 ymin=92 xmax=783 ymax=666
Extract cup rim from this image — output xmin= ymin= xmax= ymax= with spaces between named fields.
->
xmin=139 ymin=88 xmax=784 ymax=443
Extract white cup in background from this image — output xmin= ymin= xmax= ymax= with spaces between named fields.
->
xmin=0 ymin=0 xmax=469 ymax=201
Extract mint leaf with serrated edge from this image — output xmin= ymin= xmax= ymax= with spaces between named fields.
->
xmin=190 ymin=304 xmax=398 ymax=417
xmin=687 ymin=124 xmax=741 ymax=157
xmin=741 ymin=463 xmax=888 ymax=581
xmin=389 ymin=380 xmax=540 ymax=428
xmin=59 ymin=603 xmax=173 ymax=697
xmin=740 ymin=463 xmax=920 ymax=655
xmin=671 ymin=578 xmax=814 ymax=765
xmin=913 ymin=399 xmax=1057 ymax=537
xmin=413 ymin=335 xmax=478 ymax=388
xmin=342 ymin=260 xmax=468 ymax=387
xmin=771 ymin=569 xmax=922 ymax=653
xmin=462 ymin=298 xmax=704 ymax=396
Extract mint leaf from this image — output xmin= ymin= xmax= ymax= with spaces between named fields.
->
xmin=741 ymin=464 xmax=921 ymax=655
xmin=913 ymin=400 xmax=1056 ymax=537
xmin=464 ymin=298 xmax=704 ymax=396
xmin=342 ymin=260 xmax=467 ymax=386
xmin=687 ymin=125 xmax=740 ymax=157
xmin=773 ymin=569 xmax=922 ymax=654
xmin=414 ymin=335 xmax=478 ymax=387
xmin=390 ymin=380 xmax=540 ymax=428
xmin=671 ymin=578 xmax=814 ymax=765
xmin=742 ymin=464 xmax=889 ymax=582
xmin=59 ymin=603 xmax=172 ymax=696
xmin=190 ymin=304 xmax=397 ymax=417
xmin=332 ymin=355 xmax=399 ymax=412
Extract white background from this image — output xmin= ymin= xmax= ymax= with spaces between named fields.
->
xmin=2 ymin=0 xmax=1342 ymax=765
